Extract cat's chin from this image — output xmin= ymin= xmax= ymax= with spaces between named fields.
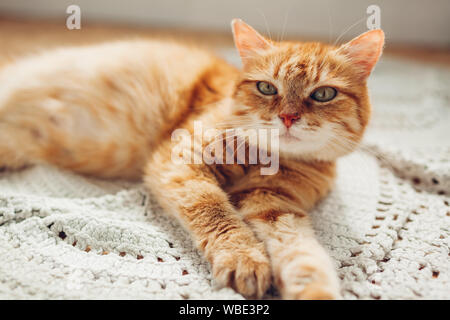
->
xmin=279 ymin=133 xmax=302 ymax=143
xmin=277 ymin=142 xmax=346 ymax=163
xmin=280 ymin=150 xmax=336 ymax=163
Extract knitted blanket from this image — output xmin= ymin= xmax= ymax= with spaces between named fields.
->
xmin=0 ymin=53 xmax=449 ymax=300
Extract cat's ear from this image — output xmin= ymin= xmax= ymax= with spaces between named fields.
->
xmin=231 ymin=19 xmax=271 ymax=63
xmin=337 ymin=29 xmax=385 ymax=78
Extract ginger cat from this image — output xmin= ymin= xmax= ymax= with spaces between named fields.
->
xmin=0 ymin=19 xmax=384 ymax=299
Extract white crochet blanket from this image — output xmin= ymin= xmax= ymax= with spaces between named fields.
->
xmin=0 ymin=53 xmax=449 ymax=300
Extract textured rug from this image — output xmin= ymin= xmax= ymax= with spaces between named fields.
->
xmin=0 ymin=52 xmax=449 ymax=300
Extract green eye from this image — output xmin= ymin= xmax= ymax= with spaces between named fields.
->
xmin=257 ymin=81 xmax=277 ymax=95
xmin=311 ymin=87 xmax=337 ymax=102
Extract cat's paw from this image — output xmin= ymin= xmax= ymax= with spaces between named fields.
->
xmin=277 ymin=257 xmax=341 ymax=300
xmin=211 ymin=243 xmax=271 ymax=298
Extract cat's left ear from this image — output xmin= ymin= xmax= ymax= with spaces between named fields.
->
xmin=231 ymin=19 xmax=271 ymax=64
xmin=337 ymin=29 xmax=385 ymax=78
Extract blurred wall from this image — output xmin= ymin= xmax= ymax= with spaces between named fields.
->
xmin=0 ymin=0 xmax=449 ymax=47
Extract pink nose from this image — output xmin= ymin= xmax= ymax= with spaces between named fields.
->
xmin=279 ymin=113 xmax=300 ymax=128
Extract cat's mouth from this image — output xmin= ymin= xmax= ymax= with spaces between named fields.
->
xmin=279 ymin=132 xmax=301 ymax=143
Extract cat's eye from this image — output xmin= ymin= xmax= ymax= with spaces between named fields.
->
xmin=310 ymin=87 xmax=337 ymax=102
xmin=256 ymin=81 xmax=277 ymax=95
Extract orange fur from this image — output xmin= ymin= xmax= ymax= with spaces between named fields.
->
xmin=0 ymin=19 xmax=384 ymax=299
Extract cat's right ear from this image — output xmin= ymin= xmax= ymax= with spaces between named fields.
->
xmin=337 ymin=29 xmax=385 ymax=79
xmin=231 ymin=19 xmax=271 ymax=64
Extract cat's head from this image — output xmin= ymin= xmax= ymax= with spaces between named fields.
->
xmin=230 ymin=19 xmax=384 ymax=161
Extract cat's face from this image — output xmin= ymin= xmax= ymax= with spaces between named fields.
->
xmin=231 ymin=19 xmax=384 ymax=161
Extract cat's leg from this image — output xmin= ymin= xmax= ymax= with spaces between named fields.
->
xmin=232 ymin=188 xmax=341 ymax=299
xmin=144 ymin=144 xmax=271 ymax=298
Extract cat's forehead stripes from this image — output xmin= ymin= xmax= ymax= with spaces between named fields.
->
xmin=245 ymin=46 xmax=350 ymax=99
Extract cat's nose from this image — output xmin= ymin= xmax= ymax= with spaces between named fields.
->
xmin=279 ymin=112 xmax=300 ymax=128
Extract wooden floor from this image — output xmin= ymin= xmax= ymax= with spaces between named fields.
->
xmin=1 ymin=17 xmax=449 ymax=67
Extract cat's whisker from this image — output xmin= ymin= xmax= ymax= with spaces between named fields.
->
xmin=326 ymin=0 xmax=333 ymax=44
xmin=279 ymin=10 xmax=289 ymax=42
xmin=257 ymin=9 xmax=273 ymax=42
xmin=328 ymin=129 xmax=396 ymax=168
xmin=207 ymin=132 xmax=240 ymax=143
xmin=333 ymin=16 xmax=367 ymax=46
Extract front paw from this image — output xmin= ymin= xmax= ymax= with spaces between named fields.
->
xmin=211 ymin=243 xmax=271 ymax=298
xmin=277 ymin=256 xmax=341 ymax=300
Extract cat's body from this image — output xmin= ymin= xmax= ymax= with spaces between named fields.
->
xmin=0 ymin=20 xmax=384 ymax=299
xmin=0 ymin=40 xmax=237 ymax=178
